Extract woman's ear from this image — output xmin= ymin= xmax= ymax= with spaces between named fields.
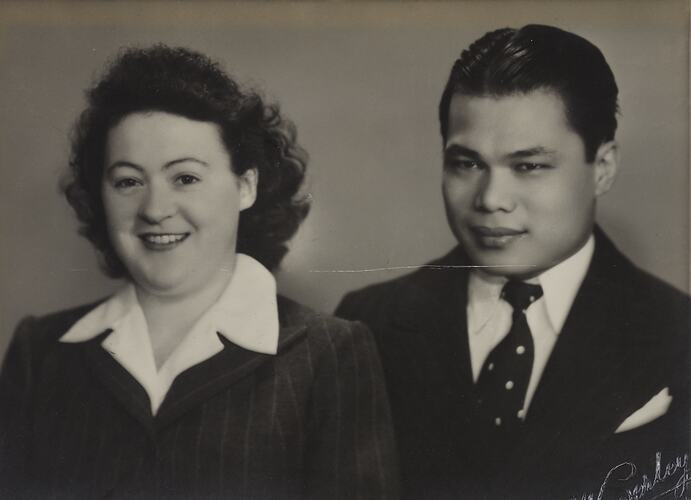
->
xmin=238 ymin=168 xmax=258 ymax=211
xmin=594 ymin=141 xmax=619 ymax=197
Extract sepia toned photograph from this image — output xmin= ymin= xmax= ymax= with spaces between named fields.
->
xmin=0 ymin=1 xmax=688 ymax=498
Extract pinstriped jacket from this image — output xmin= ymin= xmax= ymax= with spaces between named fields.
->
xmin=0 ymin=295 xmax=399 ymax=499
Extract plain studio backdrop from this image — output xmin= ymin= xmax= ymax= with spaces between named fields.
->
xmin=0 ymin=1 xmax=688 ymax=360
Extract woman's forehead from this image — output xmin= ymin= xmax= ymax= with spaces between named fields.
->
xmin=106 ymin=111 xmax=228 ymax=166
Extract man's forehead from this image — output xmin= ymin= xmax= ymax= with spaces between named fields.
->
xmin=448 ymin=89 xmax=569 ymax=122
xmin=445 ymin=90 xmax=577 ymax=153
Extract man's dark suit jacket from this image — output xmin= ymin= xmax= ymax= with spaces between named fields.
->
xmin=0 ymin=295 xmax=399 ymax=499
xmin=336 ymin=228 xmax=689 ymax=500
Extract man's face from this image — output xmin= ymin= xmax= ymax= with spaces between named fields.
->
xmin=442 ymin=90 xmax=617 ymax=279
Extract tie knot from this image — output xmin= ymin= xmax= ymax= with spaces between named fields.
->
xmin=501 ymin=280 xmax=543 ymax=312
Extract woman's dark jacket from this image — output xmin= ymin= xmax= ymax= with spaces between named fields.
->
xmin=0 ymin=295 xmax=398 ymax=499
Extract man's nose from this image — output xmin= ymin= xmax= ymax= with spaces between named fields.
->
xmin=474 ymin=169 xmax=516 ymax=213
xmin=138 ymin=182 xmax=175 ymax=224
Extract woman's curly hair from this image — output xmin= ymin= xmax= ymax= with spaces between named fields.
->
xmin=63 ymin=44 xmax=310 ymax=276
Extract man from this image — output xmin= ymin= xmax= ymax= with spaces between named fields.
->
xmin=336 ymin=25 xmax=689 ymax=499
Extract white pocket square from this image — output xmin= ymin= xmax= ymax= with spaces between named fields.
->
xmin=615 ymin=387 xmax=672 ymax=433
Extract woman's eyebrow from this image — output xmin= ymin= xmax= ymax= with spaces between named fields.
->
xmin=105 ymin=161 xmax=143 ymax=173
xmin=163 ymin=157 xmax=209 ymax=169
xmin=106 ymin=157 xmax=209 ymax=173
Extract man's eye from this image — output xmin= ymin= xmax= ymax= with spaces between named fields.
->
xmin=515 ymin=163 xmax=549 ymax=172
xmin=113 ymin=178 xmax=141 ymax=189
xmin=446 ymin=159 xmax=482 ymax=170
xmin=175 ymin=174 xmax=200 ymax=185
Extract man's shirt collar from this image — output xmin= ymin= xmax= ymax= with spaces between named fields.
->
xmin=538 ymin=235 xmax=594 ymax=333
xmin=468 ymin=235 xmax=594 ymax=335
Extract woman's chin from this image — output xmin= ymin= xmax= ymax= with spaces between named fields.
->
xmin=131 ymin=273 xmax=191 ymax=298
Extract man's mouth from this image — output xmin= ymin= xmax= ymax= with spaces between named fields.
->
xmin=470 ymin=226 xmax=526 ymax=248
xmin=139 ymin=233 xmax=189 ymax=250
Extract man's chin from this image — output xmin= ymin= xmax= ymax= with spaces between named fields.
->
xmin=466 ymin=254 xmax=540 ymax=279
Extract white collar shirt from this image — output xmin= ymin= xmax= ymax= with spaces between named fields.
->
xmin=466 ymin=235 xmax=594 ymax=417
xmin=60 ymin=253 xmax=279 ymax=415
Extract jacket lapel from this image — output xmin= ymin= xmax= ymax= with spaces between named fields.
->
xmin=82 ymin=330 xmax=156 ymax=433
xmin=519 ymin=229 xmax=634 ymax=454
xmin=389 ymin=248 xmax=475 ymax=412
xmin=155 ymin=323 xmax=307 ymax=428
xmin=81 ymin=316 xmax=307 ymax=432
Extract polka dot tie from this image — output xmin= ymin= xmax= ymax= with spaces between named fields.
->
xmin=476 ymin=280 xmax=543 ymax=431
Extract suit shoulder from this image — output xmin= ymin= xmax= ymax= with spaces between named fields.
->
xmin=596 ymin=228 xmax=689 ymax=308
xmin=10 ymin=300 xmax=104 ymax=350
xmin=625 ymin=264 xmax=690 ymax=334
xmin=278 ymin=294 xmax=372 ymax=342
xmin=629 ymin=264 xmax=688 ymax=303
xmin=604 ymin=242 xmax=690 ymax=311
xmin=338 ymin=278 xmax=402 ymax=311
xmin=2 ymin=300 xmax=104 ymax=372
xmin=336 ymin=247 xmax=464 ymax=322
xmin=335 ymin=275 xmax=407 ymax=326
xmin=276 ymin=295 xmax=380 ymax=369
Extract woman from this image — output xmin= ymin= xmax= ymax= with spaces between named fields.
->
xmin=0 ymin=45 xmax=397 ymax=499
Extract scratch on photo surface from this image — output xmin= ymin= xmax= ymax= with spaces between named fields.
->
xmin=309 ymin=264 xmax=536 ymax=273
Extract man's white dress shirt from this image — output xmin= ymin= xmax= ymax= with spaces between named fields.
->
xmin=467 ymin=236 xmax=594 ymax=418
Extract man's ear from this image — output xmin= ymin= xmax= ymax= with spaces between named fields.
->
xmin=594 ymin=141 xmax=619 ymax=197
xmin=238 ymin=168 xmax=258 ymax=211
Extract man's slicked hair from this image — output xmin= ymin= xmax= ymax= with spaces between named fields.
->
xmin=439 ymin=24 xmax=619 ymax=162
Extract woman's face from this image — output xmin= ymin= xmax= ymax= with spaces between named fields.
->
xmin=102 ymin=111 xmax=257 ymax=299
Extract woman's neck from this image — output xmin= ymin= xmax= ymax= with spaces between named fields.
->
xmin=135 ymin=263 xmax=236 ymax=370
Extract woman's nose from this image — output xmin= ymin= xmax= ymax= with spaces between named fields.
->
xmin=474 ymin=169 xmax=516 ymax=213
xmin=138 ymin=183 xmax=175 ymax=224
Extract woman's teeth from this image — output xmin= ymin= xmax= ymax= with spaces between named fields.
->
xmin=143 ymin=234 xmax=186 ymax=245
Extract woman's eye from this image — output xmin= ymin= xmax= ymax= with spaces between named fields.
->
xmin=175 ymin=174 xmax=200 ymax=185
xmin=113 ymin=178 xmax=141 ymax=189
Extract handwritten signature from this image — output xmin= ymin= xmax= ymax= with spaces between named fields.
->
xmin=572 ymin=452 xmax=689 ymax=500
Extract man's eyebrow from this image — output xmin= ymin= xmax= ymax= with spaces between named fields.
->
xmin=506 ymin=147 xmax=558 ymax=159
xmin=443 ymin=144 xmax=482 ymax=160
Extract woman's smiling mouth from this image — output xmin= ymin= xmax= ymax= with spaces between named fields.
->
xmin=139 ymin=232 xmax=189 ymax=250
